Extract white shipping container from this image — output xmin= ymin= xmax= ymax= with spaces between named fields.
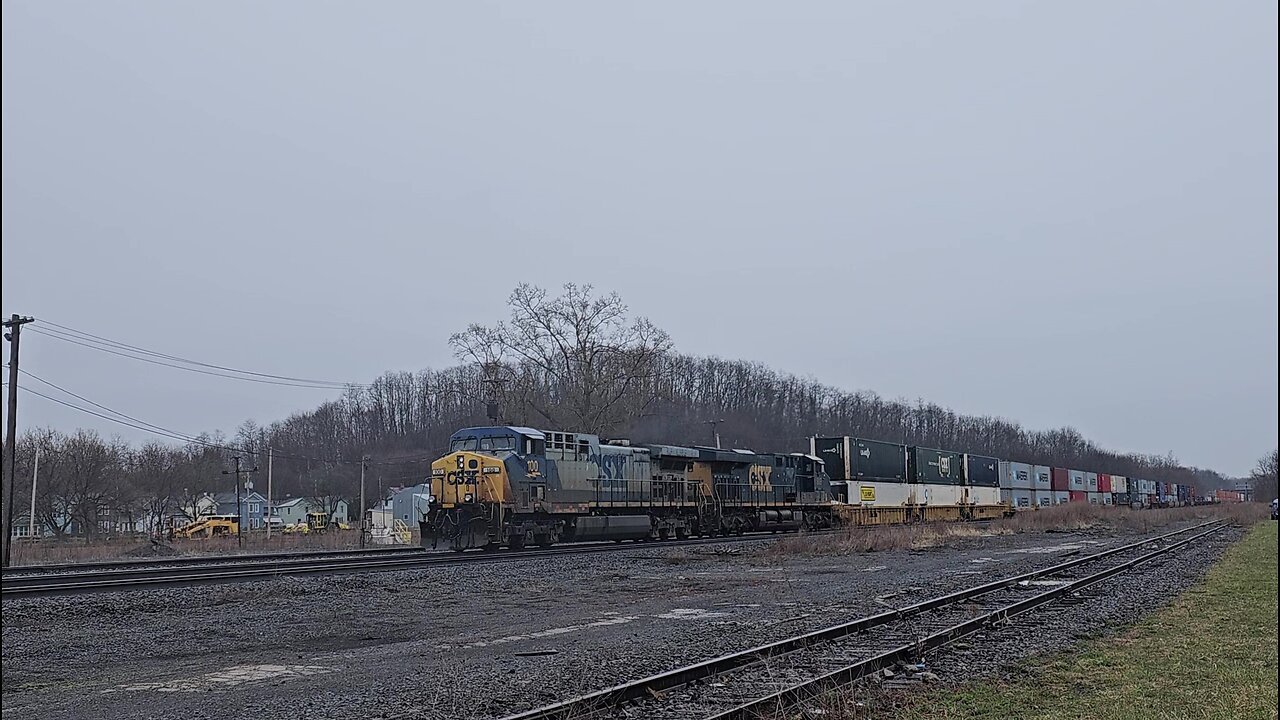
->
xmin=1051 ymin=490 xmax=1070 ymax=505
xmin=970 ymin=486 xmax=1002 ymax=506
xmin=1087 ymin=492 xmax=1102 ymax=505
xmin=848 ymin=481 xmax=914 ymax=507
xmin=917 ymin=484 xmax=965 ymax=506
xmin=1036 ymin=492 xmax=1052 ymax=507
xmin=1112 ymin=476 xmax=1128 ymax=494
xmin=1102 ymin=493 xmax=1113 ymax=505
xmin=1086 ymin=472 xmax=1099 ymax=491
xmin=1033 ymin=465 xmax=1053 ymax=491
xmin=1069 ymin=470 xmax=1086 ymax=490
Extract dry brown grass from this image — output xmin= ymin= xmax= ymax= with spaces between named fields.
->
xmin=762 ymin=503 xmax=1268 ymax=562
xmin=4 ymin=528 xmax=392 ymax=566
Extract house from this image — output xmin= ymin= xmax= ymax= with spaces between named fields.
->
xmin=213 ymin=490 xmax=269 ymax=530
xmin=9 ymin=514 xmax=54 ymax=539
xmin=271 ymin=497 xmax=350 ymax=526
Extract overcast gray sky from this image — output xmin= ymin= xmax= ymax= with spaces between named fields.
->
xmin=3 ymin=1 xmax=1276 ymax=476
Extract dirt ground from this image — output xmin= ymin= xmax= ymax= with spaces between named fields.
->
xmin=0 ymin=518 xmax=1237 ymax=720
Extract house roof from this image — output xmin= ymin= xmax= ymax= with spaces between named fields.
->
xmin=213 ymin=491 xmax=266 ymax=505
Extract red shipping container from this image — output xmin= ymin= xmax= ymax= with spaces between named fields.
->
xmin=1051 ymin=468 xmax=1070 ymax=491
xmin=1069 ymin=490 xmax=1087 ymax=503
xmin=1098 ymin=474 xmax=1112 ymax=493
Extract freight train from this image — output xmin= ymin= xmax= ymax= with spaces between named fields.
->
xmin=422 ymin=427 xmax=1018 ymax=550
xmin=421 ymin=426 xmax=1213 ymax=550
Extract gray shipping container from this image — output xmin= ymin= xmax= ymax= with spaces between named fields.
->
xmin=1036 ymin=492 xmax=1053 ymax=507
xmin=1033 ymin=465 xmax=1052 ymax=491
xmin=1086 ymin=472 xmax=1099 ymax=491
xmin=1069 ymin=470 xmax=1086 ymax=490
xmin=1087 ymin=492 xmax=1102 ymax=505
xmin=1051 ymin=490 xmax=1070 ymax=505
xmin=1009 ymin=489 xmax=1035 ymax=509
xmin=1001 ymin=461 xmax=1035 ymax=490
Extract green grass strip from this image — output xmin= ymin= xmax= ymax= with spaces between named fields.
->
xmin=896 ymin=522 xmax=1279 ymax=720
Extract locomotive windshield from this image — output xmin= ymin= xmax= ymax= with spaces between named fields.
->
xmin=449 ymin=437 xmax=478 ymax=452
xmin=479 ymin=436 xmax=517 ymax=452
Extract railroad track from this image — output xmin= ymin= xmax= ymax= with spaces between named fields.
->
xmin=497 ymin=519 xmax=1230 ymax=720
xmin=1 ymin=545 xmax=424 ymax=575
xmin=0 ymin=529 xmax=828 ymax=598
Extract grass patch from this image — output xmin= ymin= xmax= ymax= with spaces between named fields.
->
xmin=763 ymin=504 xmax=1269 ymax=560
xmin=888 ymin=520 xmax=1279 ymax=720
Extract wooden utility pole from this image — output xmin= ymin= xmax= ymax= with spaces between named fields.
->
xmin=222 ymin=455 xmax=258 ymax=548
xmin=359 ymin=456 xmax=368 ymax=549
xmin=265 ymin=447 xmax=273 ymax=540
xmin=2 ymin=314 xmax=35 ymax=568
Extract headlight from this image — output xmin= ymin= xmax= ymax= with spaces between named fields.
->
xmin=427 ymin=495 xmax=437 ymax=504
xmin=463 ymin=493 xmax=474 ymax=503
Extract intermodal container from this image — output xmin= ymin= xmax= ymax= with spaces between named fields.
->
xmin=1086 ymin=491 xmax=1102 ymax=505
xmin=908 ymin=446 xmax=963 ymax=485
xmin=1009 ymin=489 xmax=1035 ymax=509
xmin=1050 ymin=468 xmax=1070 ymax=491
xmin=1113 ymin=492 xmax=1131 ymax=506
xmin=1001 ymin=461 xmax=1035 ymax=490
xmin=1069 ymin=490 xmax=1087 ymax=503
xmin=1069 ymin=470 xmax=1086 ymax=491
xmin=1033 ymin=465 xmax=1052 ymax=491
xmin=1112 ymin=475 xmax=1128 ymax=494
xmin=964 ymin=454 xmax=1000 ymax=487
xmin=1051 ymin=490 xmax=1070 ymax=505
xmin=1085 ymin=472 xmax=1098 ymax=491
xmin=1036 ymin=491 xmax=1053 ymax=508
xmin=1098 ymin=474 xmax=1112 ymax=493
xmin=811 ymin=437 xmax=908 ymax=482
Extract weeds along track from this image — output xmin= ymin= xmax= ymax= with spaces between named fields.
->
xmin=0 ymin=529 xmax=837 ymax=598
xmin=497 ymin=519 xmax=1229 ymax=720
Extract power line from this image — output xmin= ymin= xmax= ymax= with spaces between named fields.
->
xmin=15 ymin=375 xmax=440 ymax=468
xmin=27 ymin=326 xmax=368 ymax=390
xmin=37 ymin=319 xmax=370 ymax=388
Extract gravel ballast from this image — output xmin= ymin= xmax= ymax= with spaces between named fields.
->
xmin=0 ymin=520 xmax=1244 ymax=720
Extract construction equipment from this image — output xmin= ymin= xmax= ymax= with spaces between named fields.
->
xmin=172 ymin=515 xmax=239 ymax=539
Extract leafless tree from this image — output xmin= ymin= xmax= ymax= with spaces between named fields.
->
xmin=450 ymin=283 xmax=673 ymax=432
xmin=1251 ymin=449 xmax=1278 ymax=502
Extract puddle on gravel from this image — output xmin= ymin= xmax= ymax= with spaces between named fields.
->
xmin=655 ymin=608 xmax=728 ymax=620
xmin=1002 ymin=540 xmax=1104 ymax=555
xmin=104 ymin=664 xmax=335 ymax=693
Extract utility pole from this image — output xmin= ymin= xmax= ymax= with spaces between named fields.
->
xmin=28 ymin=447 xmax=39 ymax=539
xmin=3 ymin=313 xmax=35 ymax=568
xmin=222 ymin=455 xmax=258 ymax=548
xmin=704 ymin=418 xmax=724 ymax=450
xmin=359 ymin=455 xmax=368 ymax=549
xmin=265 ymin=447 xmax=273 ymax=540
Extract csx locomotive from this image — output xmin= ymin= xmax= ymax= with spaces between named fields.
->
xmin=423 ymin=426 xmax=834 ymax=550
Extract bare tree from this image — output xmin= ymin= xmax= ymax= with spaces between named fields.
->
xmin=1251 ymin=449 xmax=1278 ymax=502
xmin=450 ymin=283 xmax=673 ymax=432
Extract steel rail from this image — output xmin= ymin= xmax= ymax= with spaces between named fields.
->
xmin=0 ymin=528 xmax=837 ymax=598
xmin=496 ymin=519 xmax=1226 ymax=720
xmin=1 ymin=546 xmax=424 ymax=575
xmin=710 ymin=520 xmax=1229 ymax=719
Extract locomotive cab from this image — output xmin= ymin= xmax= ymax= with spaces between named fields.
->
xmin=424 ymin=426 xmax=546 ymax=550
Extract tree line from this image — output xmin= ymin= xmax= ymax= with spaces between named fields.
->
xmin=6 ymin=283 xmax=1267 ymax=538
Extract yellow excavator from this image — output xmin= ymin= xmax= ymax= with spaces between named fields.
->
xmin=173 ymin=515 xmax=239 ymax=539
xmin=283 ymin=511 xmax=351 ymax=535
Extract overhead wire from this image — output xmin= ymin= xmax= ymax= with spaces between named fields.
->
xmin=27 ymin=325 xmax=368 ymax=390
xmin=15 ymin=371 xmax=440 ymax=468
xmin=36 ymin=318 xmax=370 ymax=388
